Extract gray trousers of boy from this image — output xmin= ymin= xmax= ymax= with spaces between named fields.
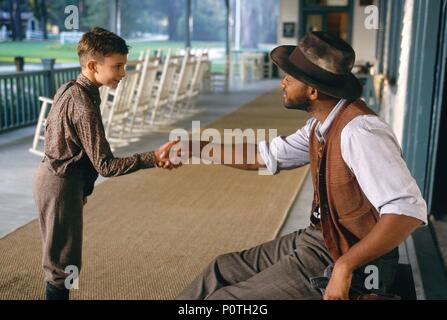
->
xmin=176 ymin=225 xmax=399 ymax=300
xmin=32 ymin=164 xmax=84 ymax=290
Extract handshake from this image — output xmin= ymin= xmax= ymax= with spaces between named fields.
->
xmin=153 ymin=139 xmax=189 ymax=170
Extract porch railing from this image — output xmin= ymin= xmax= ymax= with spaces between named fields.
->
xmin=0 ymin=67 xmax=81 ymax=133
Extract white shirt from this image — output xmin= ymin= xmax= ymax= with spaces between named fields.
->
xmin=258 ymin=99 xmax=428 ymax=225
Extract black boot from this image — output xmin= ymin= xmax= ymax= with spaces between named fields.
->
xmin=46 ymin=282 xmax=69 ymax=300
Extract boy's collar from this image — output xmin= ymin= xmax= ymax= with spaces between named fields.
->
xmin=76 ymin=73 xmax=101 ymax=105
xmin=77 ymin=73 xmax=100 ymax=88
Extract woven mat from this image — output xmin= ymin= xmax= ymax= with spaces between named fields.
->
xmin=0 ymin=89 xmax=310 ymax=300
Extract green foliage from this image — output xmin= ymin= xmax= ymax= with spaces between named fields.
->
xmin=192 ymin=0 xmax=227 ymax=41
xmin=81 ymin=0 xmax=110 ymax=31
xmin=2 ymin=0 xmax=277 ymax=44
xmin=0 ymin=40 xmax=224 ymax=63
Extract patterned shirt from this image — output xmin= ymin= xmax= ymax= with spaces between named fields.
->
xmin=43 ymin=73 xmax=156 ymax=196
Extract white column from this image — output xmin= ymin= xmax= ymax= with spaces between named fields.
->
xmin=235 ymin=0 xmax=241 ymax=50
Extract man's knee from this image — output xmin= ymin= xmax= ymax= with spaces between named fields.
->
xmin=211 ymin=252 xmax=239 ymax=269
xmin=206 ymin=285 xmax=239 ymax=300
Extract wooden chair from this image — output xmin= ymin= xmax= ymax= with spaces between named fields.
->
xmin=149 ymin=50 xmax=180 ymax=126
xmin=104 ymin=70 xmax=140 ymax=146
xmin=169 ymin=49 xmax=196 ymax=117
xmin=99 ymin=85 xmax=112 ymax=119
xmin=201 ymin=49 xmax=213 ymax=93
xmin=100 ymin=53 xmax=144 ymax=119
xmin=29 ymin=97 xmax=53 ymax=157
xmin=128 ymin=51 xmax=161 ymax=135
xmin=186 ymin=52 xmax=209 ymax=111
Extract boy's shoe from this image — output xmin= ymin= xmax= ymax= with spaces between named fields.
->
xmin=46 ymin=282 xmax=69 ymax=300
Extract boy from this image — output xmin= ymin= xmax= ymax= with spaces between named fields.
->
xmin=32 ymin=27 xmax=177 ymax=300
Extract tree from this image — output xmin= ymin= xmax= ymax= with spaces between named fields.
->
xmin=40 ymin=0 xmax=47 ymax=39
xmin=231 ymin=0 xmax=278 ymax=48
xmin=82 ymin=0 xmax=109 ymax=31
xmin=29 ymin=0 xmax=48 ymax=39
xmin=9 ymin=0 xmax=23 ymax=41
xmin=191 ymin=0 xmax=226 ymax=41
xmin=145 ymin=0 xmax=184 ymax=41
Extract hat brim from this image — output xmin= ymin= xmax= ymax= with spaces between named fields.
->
xmin=270 ymin=46 xmax=362 ymax=100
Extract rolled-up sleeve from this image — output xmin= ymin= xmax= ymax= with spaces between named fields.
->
xmin=341 ymin=116 xmax=428 ymax=225
xmin=258 ymin=118 xmax=314 ymax=175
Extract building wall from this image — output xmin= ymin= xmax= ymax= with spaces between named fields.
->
xmin=277 ymin=0 xmax=378 ymax=63
xmin=277 ymin=0 xmax=299 ymax=45
xmin=351 ymin=0 xmax=378 ymax=64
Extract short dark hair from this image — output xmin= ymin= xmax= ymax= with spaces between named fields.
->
xmin=77 ymin=27 xmax=130 ymax=67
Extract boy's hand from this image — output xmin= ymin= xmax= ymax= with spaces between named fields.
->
xmin=154 ymin=140 xmax=182 ymax=170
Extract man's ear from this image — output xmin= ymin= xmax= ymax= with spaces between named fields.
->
xmin=86 ymin=59 xmax=98 ymax=73
xmin=307 ymin=86 xmax=319 ymax=101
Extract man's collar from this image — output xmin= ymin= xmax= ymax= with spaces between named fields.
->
xmin=315 ymin=99 xmax=348 ymax=143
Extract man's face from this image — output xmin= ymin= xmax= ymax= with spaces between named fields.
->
xmin=280 ymin=74 xmax=311 ymax=111
xmin=94 ymin=53 xmax=127 ymax=89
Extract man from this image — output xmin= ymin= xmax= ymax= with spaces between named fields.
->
xmin=175 ymin=32 xmax=427 ymax=300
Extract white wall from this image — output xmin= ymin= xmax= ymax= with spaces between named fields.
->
xmin=277 ymin=0 xmax=299 ymax=45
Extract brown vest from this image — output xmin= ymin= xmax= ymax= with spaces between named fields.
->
xmin=309 ymin=100 xmax=379 ymax=261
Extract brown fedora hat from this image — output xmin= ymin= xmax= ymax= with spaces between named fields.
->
xmin=270 ymin=31 xmax=362 ymax=100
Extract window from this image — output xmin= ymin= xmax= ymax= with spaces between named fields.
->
xmin=300 ymin=0 xmax=353 ymax=43
xmin=375 ymin=0 xmax=387 ymax=74
xmin=304 ymin=0 xmax=349 ymax=6
xmin=375 ymin=0 xmax=404 ymax=85
xmin=386 ymin=0 xmax=404 ymax=85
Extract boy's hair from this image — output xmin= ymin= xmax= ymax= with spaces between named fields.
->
xmin=77 ymin=27 xmax=130 ymax=67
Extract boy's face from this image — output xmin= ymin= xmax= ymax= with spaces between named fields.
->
xmin=93 ymin=53 xmax=127 ymax=89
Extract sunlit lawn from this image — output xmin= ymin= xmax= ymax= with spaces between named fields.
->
xmin=0 ymin=40 xmax=226 ymax=72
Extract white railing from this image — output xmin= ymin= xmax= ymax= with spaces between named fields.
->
xmin=59 ymin=31 xmax=84 ymax=44
xmin=29 ymin=48 xmax=214 ymax=154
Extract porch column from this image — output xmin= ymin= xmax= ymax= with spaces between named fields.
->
xmin=110 ymin=0 xmax=121 ymax=36
xmin=225 ymin=0 xmax=231 ymax=92
xmin=185 ymin=0 xmax=192 ymax=49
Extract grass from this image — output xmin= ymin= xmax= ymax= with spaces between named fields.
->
xmin=0 ymin=40 xmax=226 ymax=72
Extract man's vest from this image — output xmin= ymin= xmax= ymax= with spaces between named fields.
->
xmin=309 ymin=99 xmax=379 ymax=261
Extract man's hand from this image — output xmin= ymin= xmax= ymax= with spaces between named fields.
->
xmin=154 ymin=139 xmax=182 ymax=170
xmin=323 ymin=262 xmax=352 ymax=300
xmin=323 ymin=215 xmax=422 ymax=300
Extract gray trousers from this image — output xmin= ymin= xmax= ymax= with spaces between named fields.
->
xmin=32 ymin=164 xmax=84 ymax=290
xmin=177 ymin=225 xmax=333 ymax=300
xmin=176 ymin=225 xmax=399 ymax=300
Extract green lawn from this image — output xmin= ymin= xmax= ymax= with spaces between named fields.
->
xmin=0 ymin=40 xmax=226 ymax=71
